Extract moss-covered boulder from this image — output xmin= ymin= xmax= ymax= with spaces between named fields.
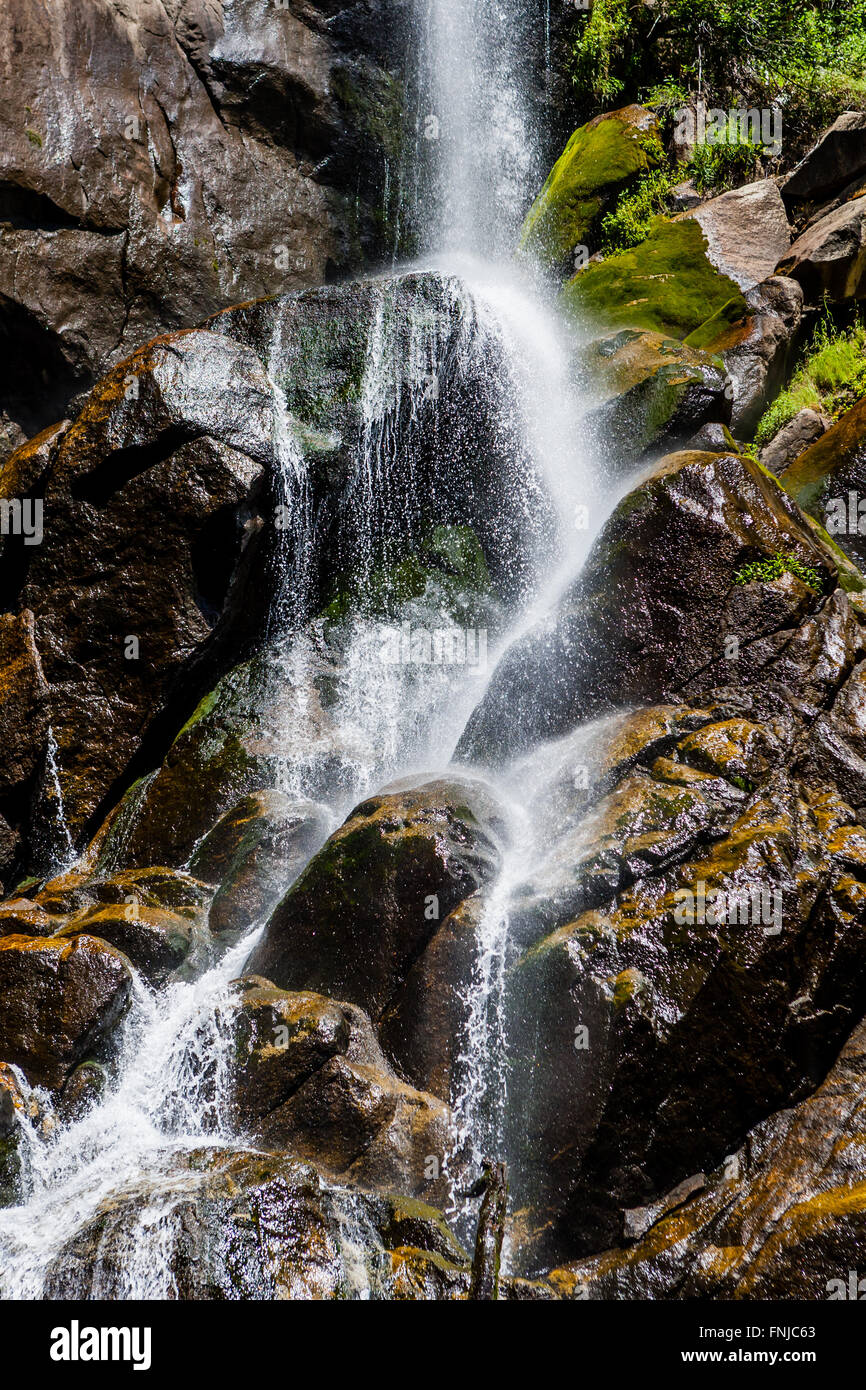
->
xmin=581 ymin=330 xmax=730 ymax=461
xmin=518 ymin=106 xmax=663 ymax=274
xmin=778 ymin=396 xmax=866 ymax=571
xmin=245 ymin=776 xmax=506 ymax=1018
xmin=53 ymin=905 xmax=201 ymax=988
xmin=562 ymin=217 xmax=748 ymax=341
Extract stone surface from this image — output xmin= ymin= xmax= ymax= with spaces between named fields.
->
xmin=581 ymin=330 xmax=731 ymax=463
xmin=761 ymin=408 xmax=832 ymax=475
xmin=779 ymin=396 xmax=866 ymax=571
xmin=782 ymin=113 xmax=866 ymax=207
xmin=776 ymin=196 xmax=866 ymax=303
xmin=0 ymin=934 xmax=132 ymax=1089
xmin=245 ymin=776 xmax=506 ymax=1017
xmin=0 ymin=0 xmax=412 ymax=449
xmin=682 ymin=180 xmax=792 ymax=292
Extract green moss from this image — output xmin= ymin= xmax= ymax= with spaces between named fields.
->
xmin=734 ymin=551 xmax=823 ymax=592
xmin=561 ymin=217 xmax=747 ymax=340
xmin=684 ymin=297 xmax=752 ymax=353
xmin=321 ymin=525 xmax=494 ymax=626
xmin=25 ymin=128 xmax=42 ymax=148
xmin=518 ymin=109 xmax=663 ymax=270
xmin=754 ymin=313 xmax=866 ymax=449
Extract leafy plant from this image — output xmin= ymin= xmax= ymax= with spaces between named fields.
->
xmin=690 ymin=127 xmax=765 ymax=194
xmin=598 ymin=167 xmax=681 ymax=253
xmin=734 ymin=552 xmax=823 ymax=592
xmin=755 ymin=311 xmax=866 ymax=448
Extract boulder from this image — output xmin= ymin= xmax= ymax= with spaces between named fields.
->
xmin=782 ymin=113 xmax=866 ymax=208
xmin=0 ymin=934 xmax=132 ymax=1088
xmin=0 ymin=609 xmax=48 ymax=870
xmin=761 ymin=408 xmax=832 ymax=475
xmin=581 ymin=330 xmax=731 ymax=463
xmin=562 ymin=217 xmax=748 ymax=341
xmin=681 ymin=180 xmax=792 ymax=292
xmin=553 ymin=1010 xmax=866 ymax=1298
xmin=685 ymin=276 xmax=804 ymax=436
xmin=245 ymin=776 xmax=506 ymax=1017
xmin=53 ymin=905 xmax=199 ymax=988
xmin=518 ymin=106 xmax=662 ymax=274
xmin=776 ymin=196 xmax=866 ymax=303
xmin=190 ymin=791 xmax=332 ymax=940
xmin=457 ymin=450 xmax=841 ymax=765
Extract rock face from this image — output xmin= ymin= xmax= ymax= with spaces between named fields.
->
xmin=682 ymin=180 xmax=792 ymax=292
xmin=0 ymin=0 xmax=412 ymax=451
xmin=458 ymin=449 xmax=844 ymax=764
xmin=779 ymin=396 xmax=866 ymax=571
xmin=554 ymin=1013 xmax=866 ymax=1299
xmin=246 ymin=777 xmax=506 ymax=1017
xmin=782 ymin=113 xmax=866 ymax=208
xmin=0 ymin=935 xmax=132 ymax=1089
xmin=776 ymin=196 xmax=866 ymax=304
xmin=686 ymin=275 xmax=804 ymax=437
xmin=0 ymin=330 xmax=276 ymax=860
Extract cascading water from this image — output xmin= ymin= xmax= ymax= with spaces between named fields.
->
xmin=0 ymin=0 xmax=624 ymax=1296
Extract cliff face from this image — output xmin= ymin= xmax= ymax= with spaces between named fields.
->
xmin=0 ymin=0 xmax=412 ymax=457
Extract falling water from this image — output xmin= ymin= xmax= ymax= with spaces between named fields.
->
xmin=1 ymin=0 xmax=618 ymax=1295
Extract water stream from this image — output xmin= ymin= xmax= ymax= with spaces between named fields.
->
xmin=0 ymin=0 xmax=628 ymax=1295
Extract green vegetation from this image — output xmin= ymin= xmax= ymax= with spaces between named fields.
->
xmin=690 ymin=125 xmax=766 ymax=195
xmin=597 ymin=167 xmax=681 ymax=254
xmin=566 ymin=0 xmax=866 ymax=149
xmin=518 ymin=109 xmax=664 ymax=269
xmin=562 ymin=216 xmax=746 ymax=340
xmin=734 ymin=551 xmax=823 ymax=591
xmin=755 ymin=313 xmax=866 ymax=448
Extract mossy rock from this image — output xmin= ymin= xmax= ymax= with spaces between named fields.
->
xmin=582 ymin=329 xmax=730 ymax=461
xmin=519 ymin=105 xmax=663 ymax=273
xmin=561 ymin=218 xmax=748 ymax=341
xmin=778 ymin=396 xmax=866 ymax=574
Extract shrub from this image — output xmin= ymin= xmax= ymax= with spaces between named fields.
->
xmin=755 ymin=312 xmax=866 ymax=447
xmin=734 ymin=552 xmax=823 ymax=592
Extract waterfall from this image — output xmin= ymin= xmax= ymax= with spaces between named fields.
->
xmin=1 ymin=0 xmax=619 ymax=1297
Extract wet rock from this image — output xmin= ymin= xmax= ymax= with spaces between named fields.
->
xmin=552 ymin=1010 xmax=866 ymax=1298
xmin=53 ymin=905 xmax=199 ymax=988
xmin=43 ymin=1147 xmax=470 ymax=1300
xmin=776 ymin=196 xmax=866 ymax=304
xmin=582 ymin=331 xmax=731 ymax=463
xmin=0 ymin=609 xmax=49 ymax=815
xmin=0 ymin=0 xmax=412 ymax=449
xmin=245 ymin=776 xmax=506 ymax=1018
xmin=760 ymin=408 xmax=831 ymax=475
xmin=0 ymin=900 xmax=58 ymax=939
xmin=191 ymin=791 xmax=331 ymax=941
xmin=779 ymin=396 xmax=866 ymax=570
xmin=458 ymin=450 xmax=839 ymax=765
xmin=0 ymin=1062 xmax=27 ymax=1206
xmin=508 ymin=770 xmax=866 ymax=1266
xmin=518 ymin=106 xmax=662 ymax=274
xmin=58 ymin=1061 xmax=108 ymax=1124
xmin=0 ymin=934 xmax=132 ymax=1089
xmin=681 ymin=180 xmax=792 ymax=292
xmin=226 ymin=977 xmax=451 ymax=1203
xmin=1 ymin=330 xmax=277 ymax=849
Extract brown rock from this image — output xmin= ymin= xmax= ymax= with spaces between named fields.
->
xmin=0 ymin=934 xmax=132 ymax=1088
